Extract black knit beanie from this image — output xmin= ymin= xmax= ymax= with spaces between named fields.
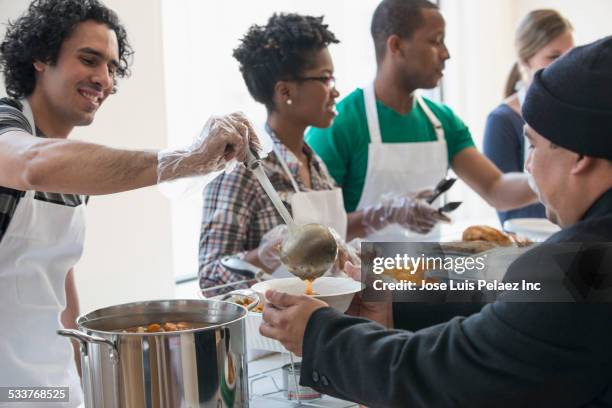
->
xmin=522 ymin=36 xmax=612 ymax=160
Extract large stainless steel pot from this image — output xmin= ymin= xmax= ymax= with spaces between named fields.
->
xmin=58 ymin=298 xmax=256 ymax=408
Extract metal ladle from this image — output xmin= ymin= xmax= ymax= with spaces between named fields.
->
xmin=279 ymin=223 xmax=338 ymax=281
xmin=245 ymin=148 xmax=337 ymax=281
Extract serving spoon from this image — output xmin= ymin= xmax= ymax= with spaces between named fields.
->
xmin=245 ymin=148 xmax=337 ymax=281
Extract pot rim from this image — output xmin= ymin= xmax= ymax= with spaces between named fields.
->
xmin=76 ymin=298 xmax=249 ymax=337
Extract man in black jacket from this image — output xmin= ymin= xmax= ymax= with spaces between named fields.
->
xmin=261 ymin=37 xmax=612 ymax=407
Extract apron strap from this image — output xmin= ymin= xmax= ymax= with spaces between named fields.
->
xmin=366 ymin=85 xmax=446 ymax=144
xmin=265 ymin=125 xmax=301 ymax=193
xmin=19 ymin=98 xmax=37 ymax=137
xmin=416 ymin=95 xmax=445 ymax=141
xmin=20 ymin=101 xmax=39 ymax=200
xmin=273 ymin=145 xmax=301 ymax=193
xmin=363 ymin=82 xmax=382 ymax=144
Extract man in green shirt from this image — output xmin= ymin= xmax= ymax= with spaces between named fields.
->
xmin=307 ymin=0 xmax=537 ymax=240
xmin=308 ymin=88 xmax=474 ymax=213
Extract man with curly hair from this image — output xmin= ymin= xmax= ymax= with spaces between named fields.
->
xmin=0 ymin=1 xmax=256 ymax=404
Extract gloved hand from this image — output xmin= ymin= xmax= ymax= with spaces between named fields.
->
xmin=157 ymin=112 xmax=260 ymax=183
xmin=362 ymin=189 xmax=451 ymax=235
xmin=257 ymin=224 xmax=289 ymax=272
xmin=326 ymin=229 xmax=360 ymax=277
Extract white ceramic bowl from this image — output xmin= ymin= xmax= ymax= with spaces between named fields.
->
xmin=251 ymin=277 xmax=363 ymax=312
xmin=503 ymin=218 xmax=560 ymax=242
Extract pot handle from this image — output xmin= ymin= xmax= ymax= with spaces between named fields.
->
xmin=57 ymin=329 xmax=119 ymax=363
xmin=221 ymin=289 xmax=260 ymax=311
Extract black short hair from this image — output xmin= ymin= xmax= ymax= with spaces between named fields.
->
xmin=371 ymin=0 xmax=438 ymax=63
xmin=0 ymin=0 xmax=133 ymax=99
xmin=233 ymin=13 xmax=339 ymax=112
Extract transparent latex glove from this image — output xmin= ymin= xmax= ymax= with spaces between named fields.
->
xmin=362 ymin=189 xmax=451 ymax=235
xmin=157 ymin=112 xmax=260 ymax=183
xmin=328 ymin=228 xmax=360 ymax=277
xmin=347 ymin=238 xmax=363 ymax=257
xmin=257 ymin=224 xmax=289 ymax=271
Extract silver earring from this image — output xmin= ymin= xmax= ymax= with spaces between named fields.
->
xmin=286 ymin=99 xmax=293 ymax=105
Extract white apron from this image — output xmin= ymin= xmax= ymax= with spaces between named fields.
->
xmin=270 ymin=140 xmax=347 ymax=277
xmin=357 ymin=82 xmax=448 ymax=242
xmin=274 ymin=145 xmax=347 ymax=240
xmin=0 ymin=100 xmax=85 ymax=407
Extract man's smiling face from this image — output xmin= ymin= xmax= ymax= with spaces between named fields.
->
xmin=34 ymin=20 xmax=119 ymax=128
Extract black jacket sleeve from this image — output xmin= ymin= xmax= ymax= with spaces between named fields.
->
xmin=300 ymin=302 xmax=612 ymax=408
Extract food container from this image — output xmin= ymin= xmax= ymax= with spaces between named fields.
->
xmin=282 ymin=362 xmax=321 ymax=400
xmin=57 ymin=298 xmax=257 ymax=408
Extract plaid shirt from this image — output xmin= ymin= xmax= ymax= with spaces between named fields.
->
xmin=199 ymin=132 xmax=337 ymax=288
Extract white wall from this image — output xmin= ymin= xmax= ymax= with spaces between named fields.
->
xmin=516 ymin=0 xmax=612 ymax=45
xmin=441 ymin=0 xmax=517 ymax=225
xmin=74 ymin=0 xmax=173 ymax=312
xmin=440 ymin=0 xmax=612 ymax=226
xmin=444 ymin=0 xmax=612 ymax=140
xmin=0 ymin=0 xmax=174 ymax=313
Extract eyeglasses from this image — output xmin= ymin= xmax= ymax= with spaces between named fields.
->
xmin=294 ymin=75 xmax=336 ymax=89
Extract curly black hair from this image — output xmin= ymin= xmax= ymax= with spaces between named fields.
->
xmin=233 ymin=13 xmax=339 ymax=112
xmin=0 ymin=0 xmax=133 ymax=99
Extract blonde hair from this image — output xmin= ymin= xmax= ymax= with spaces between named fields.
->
xmin=504 ymin=9 xmax=573 ymax=98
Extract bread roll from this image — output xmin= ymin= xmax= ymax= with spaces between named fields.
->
xmin=462 ymin=225 xmax=513 ymax=246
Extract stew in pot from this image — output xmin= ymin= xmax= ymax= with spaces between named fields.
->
xmin=119 ymin=322 xmax=210 ymax=333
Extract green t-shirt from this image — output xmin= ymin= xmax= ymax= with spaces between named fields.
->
xmin=306 ymin=88 xmax=475 ymax=212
